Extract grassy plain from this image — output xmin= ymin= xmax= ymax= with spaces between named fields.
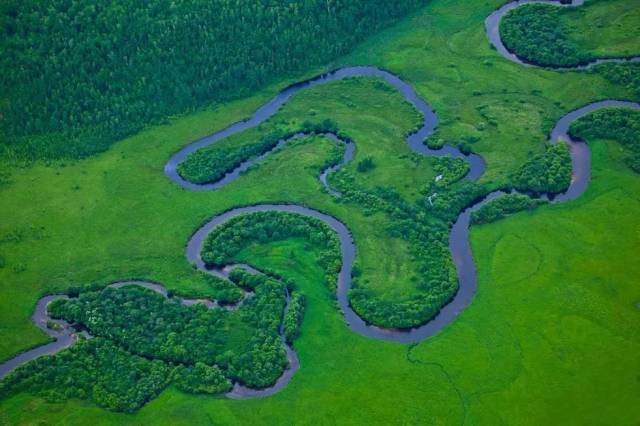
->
xmin=564 ymin=0 xmax=640 ymax=58
xmin=0 ymin=0 xmax=639 ymax=423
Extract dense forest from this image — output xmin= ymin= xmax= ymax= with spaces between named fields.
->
xmin=569 ymin=108 xmax=640 ymax=172
xmin=0 ymin=0 xmax=425 ymax=162
xmin=0 ymin=274 xmax=301 ymax=411
xmin=49 ymin=283 xmax=289 ymax=388
xmin=0 ymin=338 xmax=172 ymax=412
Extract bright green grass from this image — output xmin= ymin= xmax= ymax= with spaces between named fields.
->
xmin=563 ymin=0 xmax=640 ymax=58
xmin=1 ymin=137 xmax=638 ymax=425
xmin=0 ymin=0 xmax=639 ymax=422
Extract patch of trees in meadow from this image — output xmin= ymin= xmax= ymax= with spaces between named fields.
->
xmin=511 ymin=142 xmax=572 ymax=195
xmin=500 ymin=4 xmax=590 ymax=67
xmin=172 ymin=363 xmax=232 ymax=395
xmin=0 ymin=0 xmax=424 ymax=162
xmin=432 ymin=157 xmax=470 ymax=186
xmin=569 ymin=108 xmax=640 ymax=172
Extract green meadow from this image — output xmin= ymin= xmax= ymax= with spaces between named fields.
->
xmin=565 ymin=0 xmax=640 ymax=58
xmin=0 ymin=0 xmax=638 ymax=423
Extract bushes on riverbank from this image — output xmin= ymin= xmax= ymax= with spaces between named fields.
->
xmin=593 ymin=63 xmax=640 ymax=98
xmin=569 ymin=107 xmax=640 ymax=172
xmin=177 ymin=119 xmax=350 ymax=185
xmin=284 ymin=292 xmax=305 ymax=344
xmin=177 ymin=129 xmax=289 ymax=184
xmin=202 ymin=211 xmax=342 ymax=292
xmin=511 ymin=142 xmax=572 ymax=195
xmin=329 ymin=168 xmax=486 ymax=328
xmin=173 ymin=363 xmax=232 ymax=395
xmin=500 ymin=4 xmax=589 ymax=67
xmin=0 ymin=338 xmax=172 ymax=412
xmin=471 ymin=193 xmax=547 ymax=225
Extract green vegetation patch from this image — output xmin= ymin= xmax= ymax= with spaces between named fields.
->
xmin=203 ymin=212 xmax=342 ymax=291
xmin=0 ymin=338 xmax=172 ymax=413
xmin=177 ymin=119 xmax=346 ymax=185
xmin=471 ymin=193 xmax=547 ymax=225
xmin=500 ymin=0 xmax=640 ymax=67
xmin=284 ymin=291 xmax=305 ymax=345
xmin=50 ymin=284 xmax=289 ymax=389
xmin=500 ymin=3 xmax=590 ymax=67
xmin=0 ymin=0 xmax=425 ymax=162
xmin=172 ymin=363 xmax=232 ymax=395
xmin=0 ymin=276 xmax=300 ymax=411
xmin=570 ymin=107 xmax=640 ymax=172
xmin=331 ymin=164 xmax=487 ymax=327
xmin=511 ymin=142 xmax=572 ymax=195
xmin=592 ymin=63 xmax=640 ymax=99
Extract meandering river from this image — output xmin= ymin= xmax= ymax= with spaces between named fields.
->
xmin=1 ymin=0 xmax=639 ymax=399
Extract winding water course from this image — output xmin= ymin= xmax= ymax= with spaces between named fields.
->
xmin=2 ymin=4 xmax=640 ymax=399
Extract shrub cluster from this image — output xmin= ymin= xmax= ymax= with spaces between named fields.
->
xmin=511 ymin=142 xmax=572 ymax=195
xmin=356 ymin=157 xmax=376 ymax=172
xmin=284 ymin=292 xmax=305 ymax=344
xmin=569 ymin=108 xmax=640 ymax=172
xmin=177 ymin=118 xmax=349 ymax=184
xmin=500 ymin=4 xmax=590 ymax=67
xmin=471 ymin=193 xmax=547 ymax=225
xmin=431 ymin=157 xmax=470 ymax=187
xmin=172 ymin=363 xmax=232 ymax=395
xmin=177 ymin=129 xmax=289 ymax=184
xmin=593 ymin=63 xmax=640 ymax=98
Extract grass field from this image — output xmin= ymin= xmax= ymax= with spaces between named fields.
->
xmin=565 ymin=0 xmax=640 ymax=58
xmin=0 ymin=0 xmax=638 ymax=423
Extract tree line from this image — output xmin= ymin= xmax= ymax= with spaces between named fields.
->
xmin=471 ymin=193 xmax=547 ymax=225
